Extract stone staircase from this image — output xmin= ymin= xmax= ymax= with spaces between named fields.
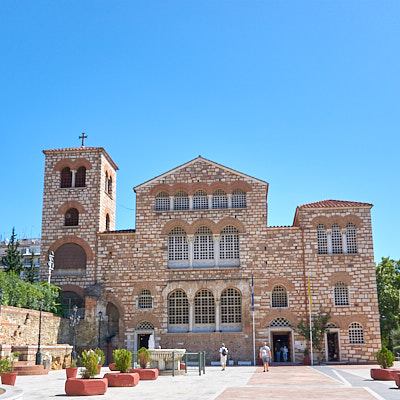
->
xmin=12 ymin=361 xmax=49 ymax=376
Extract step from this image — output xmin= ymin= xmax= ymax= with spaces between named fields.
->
xmin=13 ymin=365 xmax=49 ymax=375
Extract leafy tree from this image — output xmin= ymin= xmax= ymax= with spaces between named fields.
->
xmin=1 ymin=228 xmax=24 ymax=276
xmin=24 ymin=251 xmax=38 ymax=283
xmin=376 ymin=257 xmax=400 ymax=347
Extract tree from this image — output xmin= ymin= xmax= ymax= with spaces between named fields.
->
xmin=1 ymin=228 xmax=24 ymax=276
xmin=376 ymin=257 xmax=400 ymax=348
xmin=24 ymin=251 xmax=38 ymax=283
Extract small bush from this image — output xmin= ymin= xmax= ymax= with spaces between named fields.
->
xmin=113 ymin=349 xmax=132 ymax=373
xmin=94 ymin=348 xmax=105 ymax=365
xmin=79 ymin=350 xmax=99 ymax=379
xmin=137 ymin=347 xmax=150 ymax=369
xmin=0 ymin=356 xmax=13 ymax=374
xmin=376 ymin=346 xmax=395 ymax=369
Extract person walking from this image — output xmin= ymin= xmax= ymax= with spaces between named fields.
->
xmin=259 ymin=342 xmax=272 ymax=372
xmin=219 ymin=343 xmax=228 ymax=371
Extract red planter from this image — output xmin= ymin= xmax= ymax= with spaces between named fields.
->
xmin=180 ymin=362 xmax=185 ymax=370
xmin=129 ymin=368 xmax=159 ymax=380
xmin=97 ymin=365 xmax=102 ymax=375
xmin=108 ymin=363 xmax=116 ymax=371
xmin=104 ymin=372 xmax=140 ymax=387
xmin=65 ymin=378 xmax=108 ymax=396
xmin=1 ymin=372 xmax=18 ymax=386
xmin=303 ymin=356 xmax=311 ymax=365
xmin=395 ymin=373 xmax=400 ymax=387
xmin=370 ymin=368 xmax=400 ymax=380
xmin=66 ymin=367 xmax=78 ymax=379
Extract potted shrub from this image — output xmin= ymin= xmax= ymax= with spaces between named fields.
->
xmin=371 ymin=346 xmax=400 ymax=380
xmin=66 ymin=358 xmax=78 ymax=379
xmin=0 ymin=356 xmax=17 ymax=386
xmin=104 ymin=349 xmax=139 ymax=387
xmin=303 ymin=348 xmax=311 ymax=365
xmin=65 ymin=350 xmax=108 ymax=396
xmin=129 ymin=347 xmax=159 ymax=380
xmin=94 ymin=348 xmax=105 ymax=375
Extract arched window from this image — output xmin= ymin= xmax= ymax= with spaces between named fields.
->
xmin=75 ymin=166 xmax=86 ymax=187
xmin=346 ymin=223 xmax=357 ymax=254
xmin=106 ymin=302 xmax=119 ymax=339
xmin=269 ymin=318 xmax=292 ymax=328
xmin=61 ymin=167 xmax=72 ymax=188
xmin=136 ymin=321 xmax=154 ymax=331
xmin=232 ymin=189 xmax=246 ymax=208
xmin=221 ymin=288 xmax=242 ymax=331
xmin=271 ymin=285 xmax=288 ymax=308
xmin=193 ymin=190 xmax=208 ymax=210
xmin=105 ymin=214 xmax=110 ymax=231
xmin=194 ymin=227 xmax=214 ymax=266
xmin=331 ymin=224 xmax=343 ymax=254
xmin=60 ymin=291 xmax=85 ymax=318
xmin=220 ymin=226 xmax=239 ymax=267
xmin=138 ymin=289 xmax=153 ymax=309
xmin=105 ymin=172 xmax=109 ymax=193
xmin=108 ymin=176 xmax=112 ymax=196
xmin=317 ymin=224 xmax=328 ymax=254
xmin=168 ymin=290 xmax=189 ymax=332
xmin=173 ymin=190 xmax=189 ymax=210
xmin=65 ymin=208 xmax=79 ymax=226
xmin=168 ymin=227 xmax=189 ymax=268
xmin=334 ymin=281 xmax=349 ymax=306
xmin=212 ymin=189 xmax=228 ymax=209
xmin=194 ymin=289 xmax=215 ymax=331
xmin=349 ymin=322 xmax=364 ymax=344
xmin=54 ymin=243 xmax=86 ymax=274
xmin=155 ymin=192 xmax=170 ymax=211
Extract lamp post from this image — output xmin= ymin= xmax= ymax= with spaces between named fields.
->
xmin=35 ymin=298 xmax=44 ymax=365
xmin=0 ymin=290 xmax=5 ymax=316
xmin=70 ymin=305 xmax=81 ymax=360
xmin=98 ymin=311 xmax=103 ymax=348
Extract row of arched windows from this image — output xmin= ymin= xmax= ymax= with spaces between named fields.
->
xmin=61 ymin=167 xmax=86 ymax=188
xmin=317 ymin=223 xmax=357 ymax=254
xmin=62 ymin=208 xmax=110 ymax=231
xmin=168 ymin=225 xmax=240 ymax=268
xmin=155 ymin=189 xmax=247 ymax=211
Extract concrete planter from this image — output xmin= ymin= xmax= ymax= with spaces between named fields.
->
xmin=104 ymin=372 xmax=139 ymax=387
xmin=65 ymin=367 xmax=78 ymax=379
xmin=65 ymin=377 xmax=108 ymax=396
xmin=1 ymin=372 xmax=18 ymax=386
xmin=108 ymin=363 xmax=116 ymax=371
xmin=370 ymin=368 xmax=400 ymax=380
xmin=129 ymin=368 xmax=159 ymax=380
xmin=395 ymin=373 xmax=400 ymax=387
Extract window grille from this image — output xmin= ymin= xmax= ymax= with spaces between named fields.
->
xmin=194 ymin=227 xmax=214 ymax=260
xmin=334 ymin=282 xmax=349 ymax=306
xmin=108 ymin=177 xmax=112 ymax=196
xmin=317 ymin=224 xmax=328 ymax=254
xmin=138 ymin=289 xmax=153 ymax=309
xmin=326 ymin=323 xmax=339 ymax=329
xmin=61 ymin=291 xmax=85 ymax=318
xmin=173 ymin=190 xmax=189 ymax=210
xmin=65 ymin=208 xmax=79 ymax=226
xmin=193 ymin=190 xmax=208 ymax=209
xmin=155 ymin=192 xmax=170 ymax=211
xmin=232 ymin=189 xmax=246 ymax=208
xmin=55 ymin=243 xmax=86 ymax=271
xmin=105 ymin=214 xmax=110 ymax=231
xmin=168 ymin=290 xmax=189 ymax=325
xmin=220 ymin=226 xmax=239 ymax=259
xmin=271 ymin=286 xmax=288 ymax=308
xmin=168 ymin=227 xmax=189 ymax=261
xmin=194 ymin=289 xmax=215 ymax=324
xmin=346 ymin=223 xmax=357 ymax=254
xmin=61 ymin=167 xmax=72 ymax=188
xmin=212 ymin=189 xmax=228 ymax=209
xmin=136 ymin=321 xmax=154 ymax=330
xmin=221 ymin=288 xmax=241 ymax=324
xmin=331 ymin=224 xmax=343 ymax=254
xmin=269 ymin=317 xmax=292 ymax=327
xmin=349 ymin=322 xmax=364 ymax=344
xmin=75 ymin=167 xmax=86 ymax=187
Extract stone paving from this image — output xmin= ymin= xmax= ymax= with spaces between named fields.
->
xmin=3 ymin=363 xmax=400 ymax=400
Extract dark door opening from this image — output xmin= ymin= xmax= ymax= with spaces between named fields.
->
xmin=327 ymin=332 xmax=339 ymax=361
xmin=138 ymin=333 xmax=150 ymax=350
xmin=272 ymin=332 xmax=291 ymax=362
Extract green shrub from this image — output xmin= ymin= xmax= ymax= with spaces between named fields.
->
xmin=137 ymin=347 xmax=150 ymax=369
xmin=79 ymin=350 xmax=99 ymax=379
xmin=94 ymin=348 xmax=105 ymax=365
xmin=376 ymin=346 xmax=395 ymax=369
xmin=0 ymin=356 xmax=14 ymax=374
xmin=113 ymin=349 xmax=132 ymax=373
xmin=393 ymin=345 xmax=400 ymax=356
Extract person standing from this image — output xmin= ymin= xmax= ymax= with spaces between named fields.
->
xmin=275 ymin=345 xmax=281 ymax=362
xmin=219 ymin=343 xmax=228 ymax=371
xmin=282 ymin=345 xmax=288 ymax=362
xmin=259 ymin=342 xmax=272 ymax=372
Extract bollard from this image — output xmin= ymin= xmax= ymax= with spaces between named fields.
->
xmin=172 ymin=351 xmax=175 ymax=377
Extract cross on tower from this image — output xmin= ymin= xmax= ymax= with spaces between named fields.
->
xmin=79 ymin=132 xmax=87 ymax=147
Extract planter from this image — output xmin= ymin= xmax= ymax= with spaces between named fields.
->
xmin=97 ymin=365 xmax=102 ymax=375
xmin=66 ymin=367 xmax=78 ymax=379
xmin=370 ymin=368 xmax=400 ymax=380
xmin=0 ymin=372 xmax=18 ymax=386
xmin=65 ymin=378 xmax=108 ymax=396
xmin=108 ymin=363 xmax=116 ymax=371
xmin=104 ymin=372 xmax=139 ymax=387
xmin=303 ymin=356 xmax=311 ymax=365
xmin=395 ymin=373 xmax=400 ymax=388
xmin=129 ymin=368 xmax=159 ymax=380
xmin=180 ymin=362 xmax=185 ymax=370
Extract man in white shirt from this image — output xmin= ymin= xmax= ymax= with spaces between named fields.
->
xmin=259 ymin=342 xmax=272 ymax=372
xmin=219 ymin=343 xmax=228 ymax=371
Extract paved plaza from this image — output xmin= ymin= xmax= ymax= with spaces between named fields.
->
xmin=6 ymin=363 xmax=400 ymax=400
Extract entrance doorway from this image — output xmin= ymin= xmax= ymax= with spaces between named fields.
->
xmin=327 ymin=331 xmax=339 ymax=361
xmin=272 ymin=332 xmax=291 ymax=362
xmin=138 ymin=333 xmax=150 ymax=349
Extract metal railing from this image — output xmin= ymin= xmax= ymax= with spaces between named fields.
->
xmin=182 ymin=351 xmax=206 ymax=376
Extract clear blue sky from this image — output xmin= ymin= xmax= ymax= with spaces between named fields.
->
xmin=0 ymin=1 xmax=398 ymax=262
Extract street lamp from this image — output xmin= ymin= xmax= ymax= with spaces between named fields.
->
xmin=98 ymin=311 xmax=103 ymax=348
xmin=0 ymin=290 xmax=5 ymax=316
xmin=70 ymin=305 xmax=81 ymax=360
xmin=35 ymin=298 xmax=44 ymax=365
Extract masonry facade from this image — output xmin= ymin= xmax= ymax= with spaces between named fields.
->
xmin=40 ymin=145 xmax=381 ymax=364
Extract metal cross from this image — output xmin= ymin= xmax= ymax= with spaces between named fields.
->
xmin=79 ymin=132 xmax=87 ymax=147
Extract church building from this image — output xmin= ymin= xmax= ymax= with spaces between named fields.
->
xmin=39 ymin=142 xmax=381 ymax=364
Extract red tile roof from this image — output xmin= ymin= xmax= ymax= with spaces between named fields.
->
xmin=298 ymin=199 xmax=373 ymax=209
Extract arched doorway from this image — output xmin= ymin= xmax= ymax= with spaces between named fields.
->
xmin=106 ymin=302 xmax=120 ymax=364
xmin=134 ymin=321 xmax=154 ymax=353
xmin=269 ymin=317 xmax=294 ymax=362
xmin=325 ymin=323 xmax=340 ymax=362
